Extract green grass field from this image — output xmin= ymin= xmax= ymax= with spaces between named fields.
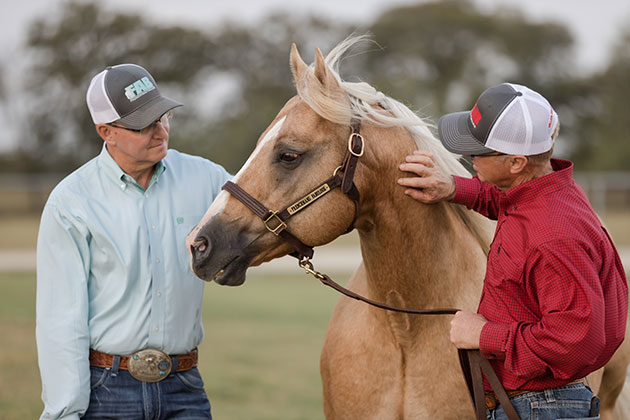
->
xmin=0 ymin=270 xmax=341 ymax=420
xmin=1 ymin=209 xmax=628 ymax=250
xmin=0 ymin=207 xmax=628 ymax=419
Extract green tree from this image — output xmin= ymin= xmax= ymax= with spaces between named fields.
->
xmin=12 ymin=1 xmax=349 ymax=173
xmin=5 ymin=0 xmax=626 ymax=174
xmin=361 ymin=0 xmax=573 ymax=117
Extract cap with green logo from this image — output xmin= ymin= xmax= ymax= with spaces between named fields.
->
xmin=86 ymin=64 xmax=182 ymax=130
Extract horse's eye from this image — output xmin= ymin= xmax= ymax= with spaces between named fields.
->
xmin=280 ymin=152 xmax=300 ymax=163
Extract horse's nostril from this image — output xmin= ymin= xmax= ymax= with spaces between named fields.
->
xmin=192 ymin=236 xmax=209 ymax=256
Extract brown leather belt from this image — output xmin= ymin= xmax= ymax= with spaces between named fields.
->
xmin=484 ymin=378 xmax=588 ymax=410
xmin=89 ymin=348 xmax=198 ymax=382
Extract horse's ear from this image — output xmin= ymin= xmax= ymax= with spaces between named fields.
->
xmin=314 ymin=48 xmax=341 ymax=91
xmin=290 ymin=43 xmax=307 ymax=86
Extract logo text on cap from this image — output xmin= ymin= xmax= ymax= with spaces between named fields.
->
xmin=125 ymin=77 xmax=155 ymax=102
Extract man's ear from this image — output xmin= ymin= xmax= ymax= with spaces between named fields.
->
xmin=509 ymin=155 xmax=529 ymax=174
xmin=96 ymin=124 xmax=115 ymax=146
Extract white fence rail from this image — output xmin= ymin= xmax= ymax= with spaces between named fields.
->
xmin=574 ymin=172 xmax=630 ymax=216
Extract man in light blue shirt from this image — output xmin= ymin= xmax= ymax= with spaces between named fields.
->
xmin=36 ymin=64 xmax=231 ymax=419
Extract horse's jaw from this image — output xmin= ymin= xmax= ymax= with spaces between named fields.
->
xmin=204 ymin=254 xmax=250 ymax=286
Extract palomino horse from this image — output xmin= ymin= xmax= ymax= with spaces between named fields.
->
xmin=187 ymin=37 xmax=630 ymax=419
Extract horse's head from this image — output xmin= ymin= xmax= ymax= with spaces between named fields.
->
xmin=187 ymin=43 xmax=367 ymax=285
xmin=187 ymin=36 xmax=488 ymax=286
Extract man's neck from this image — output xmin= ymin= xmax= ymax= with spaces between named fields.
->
xmin=125 ymin=165 xmax=155 ymax=190
xmin=507 ymin=160 xmax=554 ymax=190
xmin=106 ymin=144 xmax=156 ymax=190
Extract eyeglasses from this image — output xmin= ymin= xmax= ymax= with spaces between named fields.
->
xmin=108 ymin=111 xmax=173 ymax=135
xmin=468 ymin=152 xmax=506 ymax=158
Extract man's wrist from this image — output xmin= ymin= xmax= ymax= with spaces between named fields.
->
xmin=446 ymin=176 xmax=456 ymax=201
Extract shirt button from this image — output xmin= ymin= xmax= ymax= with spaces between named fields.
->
xmin=154 ymin=327 xmax=159 ymax=332
xmin=155 ymin=258 xmax=160 ymax=263
xmin=145 ymin=193 xmax=149 ymax=198
xmin=504 ymin=210 xmax=508 ymax=216
xmin=152 ymin=225 xmax=156 ymax=230
xmin=156 ymin=291 xmax=161 ymax=297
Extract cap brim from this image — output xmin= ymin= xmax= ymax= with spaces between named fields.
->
xmin=117 ymin=95 xmax=183 ymax=130
xmin=438 ymin=111 xmax=496 ymax=155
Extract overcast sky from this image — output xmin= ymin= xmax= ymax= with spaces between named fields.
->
xmin=1 ymin=0 xmax=628 ymax=74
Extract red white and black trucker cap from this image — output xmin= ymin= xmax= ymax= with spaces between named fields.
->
xmin=86 ymin=64 xmax=182 ymax=130
xmin=437 ymin=83 xmax=558 ymax=156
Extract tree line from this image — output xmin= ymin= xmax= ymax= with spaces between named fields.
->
xmin=1 ymin=0 xmax=628 ymax=174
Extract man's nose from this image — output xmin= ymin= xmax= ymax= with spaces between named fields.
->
xmin=153 ymin=120 xmax=168 ymax=136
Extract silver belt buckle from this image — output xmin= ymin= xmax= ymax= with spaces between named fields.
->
xmin=128 ymin=348 xmax=172 ymax=382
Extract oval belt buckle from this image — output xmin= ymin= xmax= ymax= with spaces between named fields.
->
xmin=128 ymin=348 xmax=172 ymax=382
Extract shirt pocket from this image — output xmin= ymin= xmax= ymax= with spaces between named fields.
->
xmin=486 ymin=240 xmax=523 ymax=289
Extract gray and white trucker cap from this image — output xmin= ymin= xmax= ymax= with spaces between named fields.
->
xmin=438 ymin=83 xmax=558 ymax=156
xmin=86 ymin=64 xmax=182 ymax=130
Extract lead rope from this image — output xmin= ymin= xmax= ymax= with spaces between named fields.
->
xmin=298 ymin=257 xmax=522 ymax=420
xmin=299 ymin=257 xmax=459 ymax=315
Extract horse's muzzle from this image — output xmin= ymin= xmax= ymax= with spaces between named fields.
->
xmin=189 ymin=218 xmax=254 ymax=286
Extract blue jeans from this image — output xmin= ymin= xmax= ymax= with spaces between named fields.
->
xmin=486 ymin=383 xmax=599 ymax=420
xmin=81 ymin=362 xmax=212 ymax=419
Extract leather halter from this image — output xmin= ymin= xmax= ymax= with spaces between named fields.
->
xmin=222 ymin=120 xmax=462 ymax=315
xmin=222 ymin=119 xmax=364 ymax=260
xmin=222 ymin=119 xmax=460 ymax=316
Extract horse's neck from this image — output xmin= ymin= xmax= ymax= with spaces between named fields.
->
xmin=355 ymin=146 xmax=486 ymax=312
xmin=358 ymin=203 xmax=482 ymax=310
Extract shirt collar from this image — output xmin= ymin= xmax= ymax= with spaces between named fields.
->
xmin=502 ymin=159 xmax=574 ymax=205
xmin=97 ymin=143 xmax=167 ymax=190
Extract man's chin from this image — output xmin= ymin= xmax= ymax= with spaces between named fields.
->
xmin=152 ymin=143 xmax=168 ymax=159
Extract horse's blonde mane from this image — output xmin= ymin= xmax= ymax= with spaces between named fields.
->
xmin=295 ymin=35 xmax=493 ymax=253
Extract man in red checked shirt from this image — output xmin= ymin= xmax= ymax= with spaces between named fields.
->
xmin=398 ymin=83 xmax=628 ymax=420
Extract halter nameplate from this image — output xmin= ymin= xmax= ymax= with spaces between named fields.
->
xmin=287 ymin=183 xmax=331 ymax=215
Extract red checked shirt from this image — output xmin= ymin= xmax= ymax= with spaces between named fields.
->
xmin=453 ymin=159 xmax=628 ymax=391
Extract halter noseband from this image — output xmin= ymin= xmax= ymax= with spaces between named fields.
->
xmin=222 ymin=119 xmax=364 ymax=260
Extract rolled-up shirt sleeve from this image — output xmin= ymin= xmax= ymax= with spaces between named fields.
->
xmin=36 ymin=201 xmax=91 ymax=420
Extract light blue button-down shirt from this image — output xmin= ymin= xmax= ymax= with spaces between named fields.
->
xmin=36 ymin=144 xmax=231 ymax=419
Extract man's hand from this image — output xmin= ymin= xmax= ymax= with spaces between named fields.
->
xmin=450 ymin=311 xmax=488 ymax=349
xmin=398 ymin=150 xmax=456 ymax=203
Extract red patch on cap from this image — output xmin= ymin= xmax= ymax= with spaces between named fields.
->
xmin=548 ymin=106 xmax=554 ymax=128
xmin=470 ymin=103 xmax=482 ymax=127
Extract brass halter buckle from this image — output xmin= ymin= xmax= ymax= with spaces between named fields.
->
xmin=128 ymin=348 xmax=172 ymax=383
xmin=348 ymin=132 xmax=365 ymax=157
xmin=264 ymin=211 xmax=287 ymax=235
